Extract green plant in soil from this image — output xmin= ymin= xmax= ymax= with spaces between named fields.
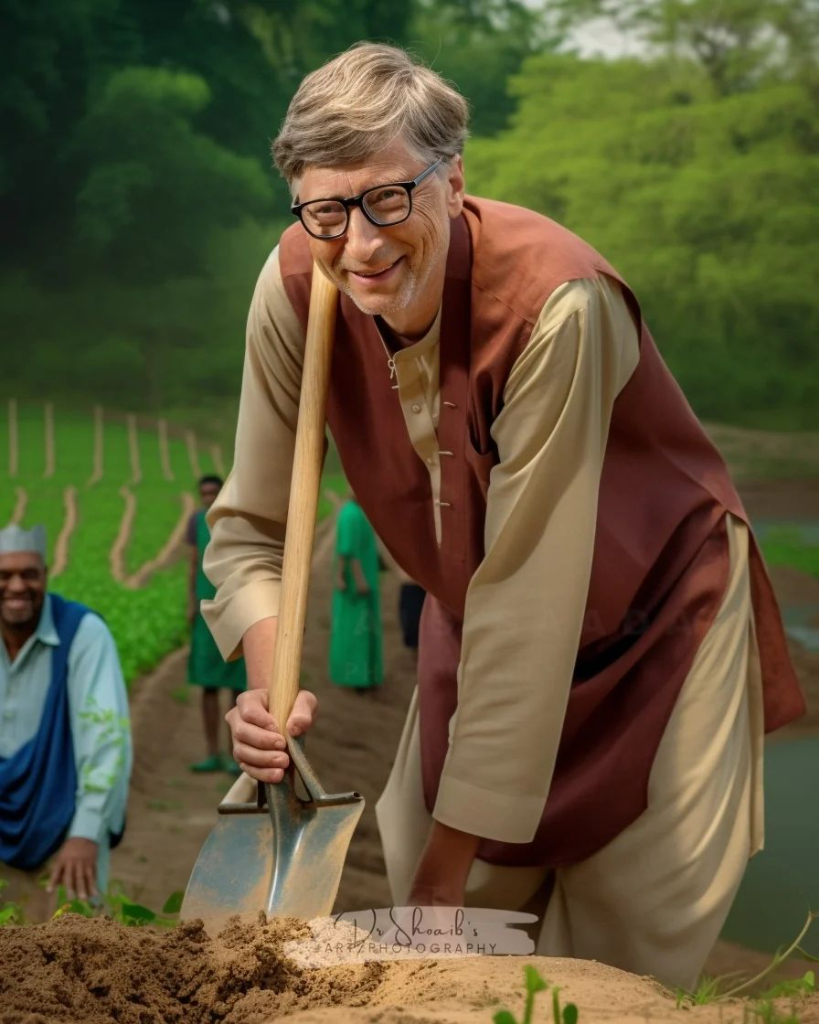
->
xmin=0 ymin=880 xmax=25 ymax=926
xmin=52 ymin=883 xmax=184 ymax=927
xmin=675 ymin=912 xmax=818 ymax=1024
xmin=0 ymin=878 xmax=184 ymax=928
xmin=493 ymin=965 xmax=578 ymax=1024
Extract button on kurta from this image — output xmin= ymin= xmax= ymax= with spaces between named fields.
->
xmin=411 ymin=403 xmax=422 ymax=413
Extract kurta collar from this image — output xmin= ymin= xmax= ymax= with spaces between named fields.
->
xmin=34 ymin=594 xmax=59 ymax=648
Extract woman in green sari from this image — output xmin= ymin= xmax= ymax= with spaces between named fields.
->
xmin=187 ymin=475 xmax=247 ymax=771
xmin=329 ymin=496 xmax=384 ymax=692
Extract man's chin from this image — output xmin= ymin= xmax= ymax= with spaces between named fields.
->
xmin=1 ymin=607 xmax=37 ymax=629
xmin=341 ymin=279 xmax=415 ymax=319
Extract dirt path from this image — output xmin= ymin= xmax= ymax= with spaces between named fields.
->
xmin=112 ymin=481 xmax=819 ymax=985
xmin=186 ymin=429 xmax=202 ymax=478
xmin=43 ymin=401 xmax=55 ymax=479
xmin=109 ymin=486 xmax=137 ymax=584
xmin=8 ymin=486 xmax=27 ymax=525
xmin=51 ymin=486 xmax=77 ymax=579
xmin=127 ymin=414 xmax=142 ymax=485
xmin=158 ymin=419 xmax=174 ymax=481
xmin=111 ymin=513 xmax=413 ymax=914
xmin=126 ymin=492 xmax=196 ymax=588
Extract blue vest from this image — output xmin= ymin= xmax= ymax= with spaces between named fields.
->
xmin=0 ymin=595 xmax=90 ymax=870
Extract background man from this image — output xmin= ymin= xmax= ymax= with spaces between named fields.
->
xmin=186 ymin=474 xmax=246 ymax=773
xmin=202 ymin=43 xmax=804 ymax=989
xmin=0 ymin=524 xmax=131 ymax=921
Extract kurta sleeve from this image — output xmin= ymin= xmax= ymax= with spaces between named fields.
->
xmin=66 ymin=615 xmax=132 ymax=843
xmin=432 ymin=275 xmax=641 ymax=843
xmin=201 ymin=246 xmax=307 ymax=660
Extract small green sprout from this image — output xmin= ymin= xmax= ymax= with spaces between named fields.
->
xmin=493 ymin=965 xmax=578 ymax=1024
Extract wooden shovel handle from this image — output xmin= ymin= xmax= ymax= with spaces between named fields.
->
xmin=269 ymin=266 xmax=338 ymax=732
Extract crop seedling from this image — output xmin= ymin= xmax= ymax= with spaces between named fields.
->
xmin=677 ymin=912 xmax=818 ymax=1007
xmin=493 ymin=966 xmax=578 ymax=1024
xmin=49 ymin=883 xmax=185 ymax=928
xmin=0 ymin=880 xmax=25 ymax=926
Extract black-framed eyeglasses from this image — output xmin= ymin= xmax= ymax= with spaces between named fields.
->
xmin=291 ymin=158 xmax=443 ymax=240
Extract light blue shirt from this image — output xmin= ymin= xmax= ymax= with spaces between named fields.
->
xmin=0 ymin=595 xmax=132 ymax=887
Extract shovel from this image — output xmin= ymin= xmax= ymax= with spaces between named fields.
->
xmin=180 ymin=266 xmax=364 ymax=932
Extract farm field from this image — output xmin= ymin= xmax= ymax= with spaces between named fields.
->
xmin=0 ymin=401 xmax=349 ymax=682
xmin=0 ymin=401 xmax=224 ymax=681
xmin=2 ymin=411 xmax=818 ymax=1023
xmin=2 ymin=492 xmax=819 ymax=1023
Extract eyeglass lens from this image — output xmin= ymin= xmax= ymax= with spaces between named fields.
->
xmin=301 ymin=184 xmax=412 ymax=238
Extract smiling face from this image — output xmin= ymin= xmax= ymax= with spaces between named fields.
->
xmin=0 ymin=550 xmax=47 ymax=635
xmin=294 ymin=137 xmax=465 ymax=339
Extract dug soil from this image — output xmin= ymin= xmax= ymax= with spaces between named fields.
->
xmin=2 ymin=480 xmax=818 ymax=1023
xmin=2 ymin=914 xmax=818 ymax=1024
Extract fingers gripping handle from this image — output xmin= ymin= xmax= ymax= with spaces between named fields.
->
xmin=269 ymin=266 xmax=338 ymax=734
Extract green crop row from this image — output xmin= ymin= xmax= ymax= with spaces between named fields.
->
xmin=1 ymin=402 xmax=346 ymax=684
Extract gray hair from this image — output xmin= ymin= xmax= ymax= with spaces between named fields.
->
xmin=273 ymin=42 xmax=470 ymax=188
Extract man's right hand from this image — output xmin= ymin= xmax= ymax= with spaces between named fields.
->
xmin=226 ymin=688 xmax=318 ymax=783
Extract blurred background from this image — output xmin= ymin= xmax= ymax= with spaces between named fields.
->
xmin=2 ymin=0 xmax=817 ymax=434
xmin=1 ymin=0 xmax=818 ymax=966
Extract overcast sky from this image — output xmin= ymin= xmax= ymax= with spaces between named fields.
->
xmin=561 ymin=15 xmax=649 ymax=58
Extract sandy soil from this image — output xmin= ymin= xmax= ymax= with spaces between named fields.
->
xmin=2 ymin=914 xmax=817 ymax=1024
xmin=3 ymin=480 xmax=817 ymax=1023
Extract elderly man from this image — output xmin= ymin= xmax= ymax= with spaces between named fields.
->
xmin=0 ymin=525 xmax=131 ymax=920
xmin=203 ymin=43 xmax=804 ymax=988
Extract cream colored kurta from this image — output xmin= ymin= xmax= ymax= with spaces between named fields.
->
xmin=203 ymin=245 xmax=640 ymax=844
xmin=204 ymin=242 xmax=765 ymax=991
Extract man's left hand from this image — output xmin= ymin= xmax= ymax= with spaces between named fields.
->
xmin=47 ymin=837 xmax=98 ymax=900
xmin=406 ymin=821 xmax=480 ymax=908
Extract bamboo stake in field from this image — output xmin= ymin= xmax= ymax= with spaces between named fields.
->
xmin=210 ymin=444 xmax=225 ymax=477
xmin=185 ymin=429 xmax=202 ymax=480
xmin=8 ymin=399 xmax=18 ymax=478
xmin=157 ymin=419 xmax=174 ymax=481
xmin=88 ymin=406 xmax=104 ymax=486
xmin=51 ymin=486 xmax=78 ymax=579
xmin=43 ymin=401 xmax=55 ymax=479
xmin=127 ymin=414 xmax=142 ymax=485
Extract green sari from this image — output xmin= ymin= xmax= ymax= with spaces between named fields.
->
xmin=329 ymin=500 xmax=384 ymax=689
xmin=187 ymin=510 xmax=247 ymax=691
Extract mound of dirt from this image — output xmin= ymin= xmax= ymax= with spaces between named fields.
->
xmin=0 ymin=914 xmax=383 ymax=1024
xmin=2 ymin=914 xmax=818 ymax=1024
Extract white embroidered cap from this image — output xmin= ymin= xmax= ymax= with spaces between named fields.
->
xmin=0 ymin=524 xmax=47 ymax=558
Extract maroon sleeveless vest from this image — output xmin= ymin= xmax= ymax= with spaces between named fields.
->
xmin=280 ymin=196 xmax=804 ymax=867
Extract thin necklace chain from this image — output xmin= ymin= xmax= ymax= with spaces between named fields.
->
xmin=376 ymin=327 xmax=399 ymax=389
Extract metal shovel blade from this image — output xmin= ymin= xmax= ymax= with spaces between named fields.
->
xmin=180 ymin=738 xmax=364 ymax=932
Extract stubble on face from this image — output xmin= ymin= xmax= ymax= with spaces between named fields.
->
xmin=296 ymin=139 xmax=462 ymax=338
xmin=333 ymin=228 xmax=448 ymax=321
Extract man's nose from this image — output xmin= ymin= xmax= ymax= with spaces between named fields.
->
xmin=6 ymin=574 xmax=27 ymax=592
xmin=344 ymin=207 xmax=384 ymax=262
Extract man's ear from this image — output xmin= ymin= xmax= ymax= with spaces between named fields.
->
xmin=445 ymin=155 xmax=465 ymax=218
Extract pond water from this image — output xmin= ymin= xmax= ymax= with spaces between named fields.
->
xmin=721 ymin=736 xmax=819 ymax=958
xmin=718 ymin=518 xmax=819 ymax=956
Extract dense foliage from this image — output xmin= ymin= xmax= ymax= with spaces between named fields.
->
xmin=1 ymin=0 xmax=816 ymax=427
